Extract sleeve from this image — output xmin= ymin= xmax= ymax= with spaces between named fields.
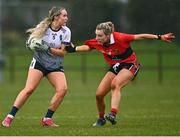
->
xmin=84 ymin=39 xmax=95 ymax=49
xmin=62 ymin=27 xmax=71 ymax=45
xmin=121 ymin=33 xmax=135 ymax=42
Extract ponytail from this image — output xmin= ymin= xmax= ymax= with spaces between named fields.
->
xmin=26 ymin=6 xmax=66 ymax=38
xmin=26 ymin=17 xmax=51 ymax=38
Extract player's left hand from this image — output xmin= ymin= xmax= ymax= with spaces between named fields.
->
xmin=161 ymin=33 xmax=175 ymax=42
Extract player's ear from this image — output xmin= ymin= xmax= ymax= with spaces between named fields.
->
xmin=53 ymin=15 xmax=60 ymax=21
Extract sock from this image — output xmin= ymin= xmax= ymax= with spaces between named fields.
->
xmin=99 ymin=112 xmax=105 ymax=119
xmin=45 ymin=109 xmax=54 ymax=118
xmin=7 ymin=114 xmax=14 ymax=118
xmin=9 ymin=106 xmax=19 ymax=117
xmin=111 ymin=108 xmax=118 ymax=116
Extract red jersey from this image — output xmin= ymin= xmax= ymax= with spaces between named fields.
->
xmin=84 ymin=32 xmax=137 ymax=65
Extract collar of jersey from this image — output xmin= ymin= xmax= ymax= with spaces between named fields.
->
xmin=49 ymin=25 xmax=62 ymax=32
xmin=110 ymin=33 xmax=115 ymax=44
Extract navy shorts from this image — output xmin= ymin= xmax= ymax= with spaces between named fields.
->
xmin=29 ymin=58 xmax=64 ymax=76
xmin=108 ymin=62 xmax=140 ymax=80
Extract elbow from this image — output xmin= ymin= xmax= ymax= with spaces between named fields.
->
xmin=59 ymin=50 xmax=66 ymax=57
xmin=61 ymin=52 xmax=65 ymax=57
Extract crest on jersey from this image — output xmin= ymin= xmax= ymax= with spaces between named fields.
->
xmin=114 ymin=48 xmax=119 ymax=54
xmin=52 ymin=33 xmax=57 ymax=40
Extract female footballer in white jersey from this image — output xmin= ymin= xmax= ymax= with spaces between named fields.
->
xmin=2 ymin=6 xmax=71 ymax=127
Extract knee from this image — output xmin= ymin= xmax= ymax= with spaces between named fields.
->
xmin=56 ymin=86 xmax=68 ymax=98
xmin=96 ymin=88 xmax=105 ymax=100
xmin=23 ymin=86 xmax=35 ymax=96
xmin=111 ymin=81 xmax=122 ymax=91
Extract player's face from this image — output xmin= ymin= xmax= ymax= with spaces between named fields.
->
xmin=57 ymin=9 xmax=68 ymax=26
xmin=95 ymin=29 xmax=109 ymax=44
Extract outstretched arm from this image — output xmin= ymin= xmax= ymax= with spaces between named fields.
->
xmin=76 ymin=45 xmax=91 ymax=52
xmin=134 ymin=33 xmax=175 ymax=42
xmin=65 ymin=43 xmax=91 ymax=53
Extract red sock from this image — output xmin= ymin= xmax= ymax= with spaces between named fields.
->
xmin=99 ymin=112 xmax=105 ymax=119
xmin=111 ymin=108 xmax=118 ymax=115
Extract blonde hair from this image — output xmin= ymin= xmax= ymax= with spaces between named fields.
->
xmin=96 ymin=21 xmax=115 ymax=35
xmin=26 ymin=6 xmax=66 ymax=38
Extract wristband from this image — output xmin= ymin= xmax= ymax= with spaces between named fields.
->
xmin=157 ymin=35 xmax=161 ymax=40
xmin=65 ymin=46 xmax=76 ymax=53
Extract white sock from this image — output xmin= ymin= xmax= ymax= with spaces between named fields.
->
xmin=7 ymin=114 xmax=14 ymax=119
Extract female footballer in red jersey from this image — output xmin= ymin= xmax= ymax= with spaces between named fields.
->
xmin=67 ymin=21 xmax=175 ymax=126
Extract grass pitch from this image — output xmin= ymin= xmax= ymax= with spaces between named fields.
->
xmin=0 ymin=42 xmax=180 ymax=135
xmin=0 ymin=70 xmax=180 ymax=136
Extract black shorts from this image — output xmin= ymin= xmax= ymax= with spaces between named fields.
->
xmin=108 ymin=62 xmax=140 ymax=80
xmin=29 ymin=58 xmax=64 ymax=76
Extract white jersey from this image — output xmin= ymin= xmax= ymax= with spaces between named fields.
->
xmin=33 ymin=26 xmax=71 ymax=70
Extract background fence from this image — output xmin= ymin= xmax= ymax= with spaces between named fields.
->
xmin=0 ymin=0 xmax=180 ymax=84
xmin=4 ymin=48 xmax=180 ymax=84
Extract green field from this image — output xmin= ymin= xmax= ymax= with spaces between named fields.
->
xmin=0 ymin=42 xmax=180 ymax=136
